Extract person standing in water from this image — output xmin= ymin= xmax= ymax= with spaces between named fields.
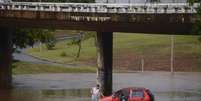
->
xmin=91 ymin=84 xmax=101 ymax=101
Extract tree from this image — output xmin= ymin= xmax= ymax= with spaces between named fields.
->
xmin=188 ymin=0 xmax=201 ymax=4
xmin=12 ymin=0 xmax=95 ymax=51
xmin=13 ymin=28 xmax=56 ymax=52
xmin=76 ymin=32 xmax=83 ymax=59
xmin=188 ymin=0 xmax=201 ymax=41
xmin=66 ymin=31 xmax=95 ymax=59
xmin=43 ymin=31 xmax=56 ymax=50
xmin=12 ymin=0 xmax=95 ymax=55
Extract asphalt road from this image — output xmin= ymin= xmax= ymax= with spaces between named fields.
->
xmin=13 ymin=51 xmax=79 ymax=67
xmin=13 ymin=36 xmax=83 ymax=67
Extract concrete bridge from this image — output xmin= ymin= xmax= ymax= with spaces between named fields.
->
xmin=0 ymin=2 xmax=199 ymax=96
xmin=0 ymin=2 xmax=198 ymax=33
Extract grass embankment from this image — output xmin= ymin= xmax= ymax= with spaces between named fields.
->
xmin=27 ymin=33 xmax=201 ymax=72
xmin=12 ymin=61 xmax=96 ymax=75
xmin=27 ymin=35 xmax=96 ymax=64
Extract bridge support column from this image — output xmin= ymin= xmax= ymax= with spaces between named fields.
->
xmin=0 ymin=27 xmax=13 ymax=89
xmin=96 ymin=32 xmax=113 ymax=96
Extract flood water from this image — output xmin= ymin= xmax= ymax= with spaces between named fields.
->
xmin=1 ymin=72 xmax=201 ymax=101
xmin=0 ymin=89 xmax=91 ymax=101
xmin=1 ymin=88 xmax=201 ymax=101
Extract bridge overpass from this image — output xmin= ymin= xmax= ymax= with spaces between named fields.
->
xmin=0 ymin=2 xmax=199 ymax=96
xmin=0 ymin=2 xmax=198 ymax=33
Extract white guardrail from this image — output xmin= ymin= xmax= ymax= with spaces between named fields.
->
xmin=0 ymin=2 xmax=199 ymax=14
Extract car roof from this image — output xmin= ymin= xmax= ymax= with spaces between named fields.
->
xmin=120 ymin=87 xmax=147 ymax=91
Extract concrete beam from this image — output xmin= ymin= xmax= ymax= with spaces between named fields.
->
xmin=0 ymin=27 xmax=13 ymax=89
xmin=0 ymin=10 xmax=195 ymax=34
xmin=96 ymin=32 xmax=113 ymax=96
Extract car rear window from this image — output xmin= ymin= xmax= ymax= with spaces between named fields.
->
xmin=114 ymin=89 xmax=129 ymax=97
xmin=131 ymin=90 xmax=144 ymax=98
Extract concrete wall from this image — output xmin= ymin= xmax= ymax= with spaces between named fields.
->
xmin=95 ymin=0 xmax=187 ymax=3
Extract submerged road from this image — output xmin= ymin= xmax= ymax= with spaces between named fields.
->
xmin=10 ymin=72 xmax=201 ymax=101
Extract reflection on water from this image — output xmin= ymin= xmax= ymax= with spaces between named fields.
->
xmin=0 ymin=89 xmax=91 ymax=101
xmin=41 ymin=89 xmax=91 ymax=101
xmin=1 ymin=88 xmax=201 ymax=101
xmin=155 ymin=91 xmax=201 ymax=101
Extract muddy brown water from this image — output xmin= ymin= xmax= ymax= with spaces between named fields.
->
xmin=0 ymin=88 xmax=201 ymax=101
xmin=0 ymin=72 xmax=201 ymax=101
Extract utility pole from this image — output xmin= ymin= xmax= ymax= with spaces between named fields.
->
xmin=170 ymin=35 xmax=174 ymax=74
xmin=141 ymin=58 xmax=144 ymax=72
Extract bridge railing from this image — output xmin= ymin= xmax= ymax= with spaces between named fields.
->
xmin=0 ymin=2 xmax=199 ymax=14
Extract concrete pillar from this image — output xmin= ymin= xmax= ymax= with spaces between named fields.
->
xmin=96 ymin=32 xmax=113 ymax=96
xmin=0 ymin=90 xmax=12 ymax=101
xmin=0 ymin=27 xmax=13 ymax=89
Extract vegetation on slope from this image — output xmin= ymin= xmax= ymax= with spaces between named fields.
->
xmin=12 ymin=61 xmax=96 ymax=75
xmin=27 ymin=33 xmax=201 ymax=72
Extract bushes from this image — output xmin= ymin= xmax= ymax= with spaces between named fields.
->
xmin=60 ymin=51 xmax=67 ymax=57
xmin=45 ymin=40 xmax=56 ymax=50
xmin=40 ymin=30 xmax=56 ymax=50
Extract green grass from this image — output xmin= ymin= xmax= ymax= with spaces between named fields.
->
xmin=27 ymin=37 xmax=96 ymax=64
xmin=12 ymin=62 xmax=96 ymax=75
xmin=26 ymin=33 xmax=201 ymax=72
xmin=27 ymin=33 xmax=201 ymax=64
xmin=114 ymin=33 xmax=200 ymax=54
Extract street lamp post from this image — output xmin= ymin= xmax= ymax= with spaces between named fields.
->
xmin=170 ymin=35 xmax=174 ymax=74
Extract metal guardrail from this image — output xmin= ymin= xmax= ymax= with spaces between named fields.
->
xmin=0 ymin=2 xmax=199 ymax=13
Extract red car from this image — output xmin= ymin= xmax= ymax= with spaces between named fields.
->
xmin=100 ymin=87 xmax=154 ymax=101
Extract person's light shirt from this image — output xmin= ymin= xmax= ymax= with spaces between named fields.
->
xmin=91 ymin=87 xmax=99 ymax=96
